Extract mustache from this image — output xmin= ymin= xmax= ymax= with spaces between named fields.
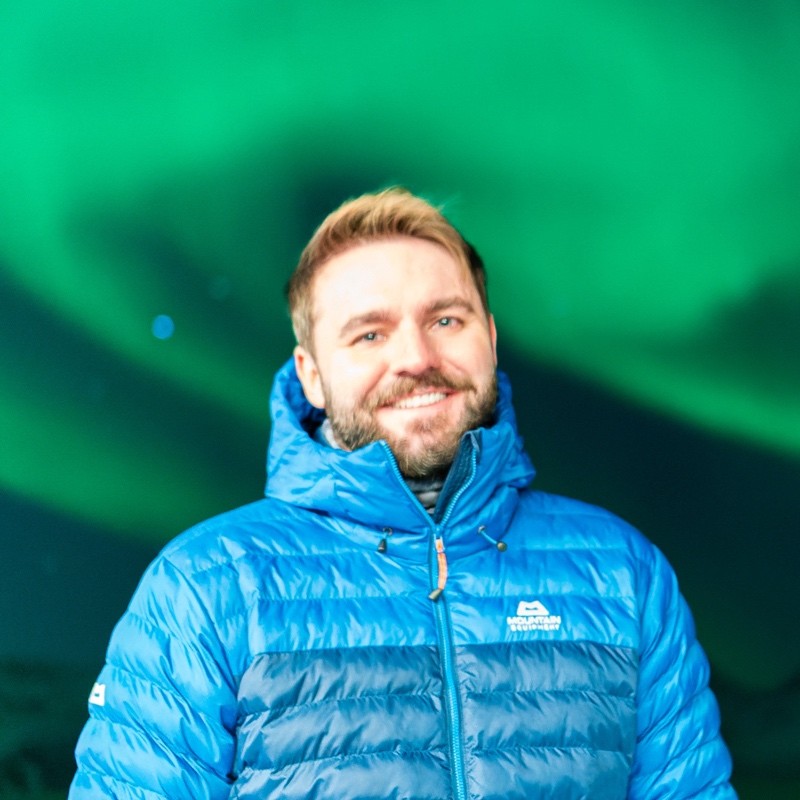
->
xmin=368 ymin=370 xmax=476 ymax=409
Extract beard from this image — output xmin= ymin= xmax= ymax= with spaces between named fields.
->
xmin=323 ymin=368 xmax=498 ymax=479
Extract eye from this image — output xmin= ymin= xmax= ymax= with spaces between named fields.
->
xmin=436 ymin=316 xmax=460 ymax=329
xmin=356 ymin=331 xmax=382 ymax=344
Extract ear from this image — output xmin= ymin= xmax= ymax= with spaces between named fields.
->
xmin=294 ymin=345 xmax=326 ymax=409
xmin=488 ymin=314 xmax=498 ymax=366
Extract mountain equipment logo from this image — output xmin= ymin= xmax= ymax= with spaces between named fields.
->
xmin=516 ymin=600 xmax=550 ymax=617
xmin=89 ymin=682 xmax=106 ymax=707
xmin=507 ymin=600 xmax=562 ymax=632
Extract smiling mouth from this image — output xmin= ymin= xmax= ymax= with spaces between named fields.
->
xmin=390 ymin=392 xmax=449 ymax=410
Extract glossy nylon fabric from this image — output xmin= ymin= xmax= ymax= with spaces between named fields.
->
xmin=69 ymin=360 xmax=736 ymax=799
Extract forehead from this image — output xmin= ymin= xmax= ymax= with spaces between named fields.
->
xmin=311 ymin=237 xmax=475 ymax=316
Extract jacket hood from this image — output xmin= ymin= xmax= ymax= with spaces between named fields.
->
xmin=265 ymin=358 xmax=535 ymax=540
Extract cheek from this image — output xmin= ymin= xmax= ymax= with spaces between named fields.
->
xmin=448 ymin=337 xmax=496 ymax=372
xmin=329 ymin=353 xmax=385 ymax=399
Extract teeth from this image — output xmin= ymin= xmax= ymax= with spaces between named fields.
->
xmin=393 ymin=392 xmax=447 ymax=410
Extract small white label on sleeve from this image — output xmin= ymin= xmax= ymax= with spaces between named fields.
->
xmin=89 ymin=682 xmax=106 ymax=706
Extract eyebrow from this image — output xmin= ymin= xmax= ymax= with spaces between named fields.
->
xmin=337 ymin=297 xmax=478 ymax=340
xmin=424 ymin=297 xmax=477 ymax=317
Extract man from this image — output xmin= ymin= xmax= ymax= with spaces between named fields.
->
xmin=70 ymin=188 xmax=735 ymax=798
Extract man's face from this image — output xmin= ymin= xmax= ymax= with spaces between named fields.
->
xmin=294 ymin=237 xmax=498 ymax=478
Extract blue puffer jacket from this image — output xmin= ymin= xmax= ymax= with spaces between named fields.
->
xmin=70 ymin=360 xmax=735 ymax=799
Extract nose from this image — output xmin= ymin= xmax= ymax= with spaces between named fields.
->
xmin=391 ymin=324 xmax=440 ymax=376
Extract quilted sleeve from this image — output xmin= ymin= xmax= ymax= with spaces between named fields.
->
xmin=68 ymin=555 xmax=237 ymax=799
xmin=629 ymin=542 xmax=737 ymax=799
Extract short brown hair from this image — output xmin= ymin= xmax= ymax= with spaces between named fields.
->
xmin=287 ymin=187 xmax=488 ymax=349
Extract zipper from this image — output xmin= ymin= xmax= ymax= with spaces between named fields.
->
xmin=432 ymin=446 xmax=477 ymax=800
xmin=431 ymin=555 xmax=468 ymax=800
xmin=381 ymin=440 xmax=477 ymax=800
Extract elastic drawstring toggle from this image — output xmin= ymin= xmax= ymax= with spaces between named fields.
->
xmin=477 ymin=524 xmax=508 ymax=552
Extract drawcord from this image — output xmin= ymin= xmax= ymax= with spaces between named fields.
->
xmin=377 ymin=527 xmax=393 ymax=554
xmin=378 ymin=525 xmax=504 ymax=602
xmin=477 ymin=524 xmax=508 ymax=552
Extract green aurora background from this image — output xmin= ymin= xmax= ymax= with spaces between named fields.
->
xmin=1 ymin=2 xmax=799 ymax=797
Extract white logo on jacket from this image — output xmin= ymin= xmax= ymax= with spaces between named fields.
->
xmin=507 ymin=600 xmax=562 ymax=632
xmin=515 ymin=600 xmax=550 ymax=617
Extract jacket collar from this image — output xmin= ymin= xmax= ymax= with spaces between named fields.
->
xmin=265 ymin=359 xmax=535 ymax=555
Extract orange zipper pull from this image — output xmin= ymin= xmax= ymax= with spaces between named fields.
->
xmin=428 ymin=536 xmax=448 ymax=601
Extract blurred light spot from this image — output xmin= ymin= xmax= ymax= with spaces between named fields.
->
xmin=152 ymin=314 xmax=175 ymax=340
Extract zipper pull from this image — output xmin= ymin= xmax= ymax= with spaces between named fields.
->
xmin=428 ymin=536 xmax=448 ymax=601
xmin=377 ymin=527 xmax=393 ymax=554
